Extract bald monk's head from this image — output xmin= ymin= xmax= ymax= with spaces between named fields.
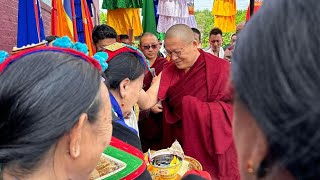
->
xmin=139 ymin=32 xmax=160 ymax=61
xmin=140 ymin=32 xmax=157 ymax=43
xmin=164 ymin=24 xmax=200 ymax=71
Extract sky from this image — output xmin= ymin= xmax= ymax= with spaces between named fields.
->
xmin=196 ymin=0 xmax=249 ymax=10
xmin=99 ymin=0 xmax=249 ymax=11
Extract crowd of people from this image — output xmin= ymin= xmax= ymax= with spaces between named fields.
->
xmin=0 ymin=0 xmax=319 ymax=179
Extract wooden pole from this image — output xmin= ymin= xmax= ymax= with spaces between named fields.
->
xmin=128 ymin=29 xmax=133 ymax=45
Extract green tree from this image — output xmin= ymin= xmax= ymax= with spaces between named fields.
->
xmin=236 ymin=10 xmax=247 ymax=24
xmin=194 ymin=9 xmax=214 ymax=49
xmin=195 ymin=9 xmax=247 ymax=48
xmin=100 ymin=12 xmax=107 ymax=25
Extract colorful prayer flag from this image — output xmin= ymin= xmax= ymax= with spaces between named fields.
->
xmin=64 ymin=0 xmax=74 ymax=37
xmin=51 ymin=0 xmax=74 ymax=40
xmin=107 ymin=8 xmax=143 ymax=37
xmin=142 ymin=0 xmax=157 ymax=36
xmin=212 ymin=0 xmax=236 ymax=32
xmin=17 ymin=0 xmax=45 ymax=48
xmin=70 ymin=0 xmax=78 ymax=41
xmin=74 ymin=0 xmax=85 ymax=43
xmin=51 ymin=0 xmax=94 ymax=54
xmin=81 ymin=0 xmax=94 ymax=56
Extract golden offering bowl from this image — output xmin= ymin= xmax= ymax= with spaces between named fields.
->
xmin=149 ymin=150 xmax=184 ymax=179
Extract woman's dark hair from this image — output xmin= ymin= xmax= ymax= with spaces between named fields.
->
xmin=92 ymin=25 xmax=118 ymax=44
xmin=232 ymin=0 xmax=320 ymax=179
xmin=103 ymin=52 xmax=145 ymax=89
xmin=0 ymin=51 xmax=101 ymax=176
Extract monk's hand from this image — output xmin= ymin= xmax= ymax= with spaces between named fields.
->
xmin=151 ymin=103 xmax=163 ymax=114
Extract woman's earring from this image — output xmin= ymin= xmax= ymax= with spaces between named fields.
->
xmin=246 ymin=159 xmax=269 ymax=178
xmin=246 ymin=160 xmax=255 ymax=174
xmin=121 ymin=94 xmax=126 ymax=107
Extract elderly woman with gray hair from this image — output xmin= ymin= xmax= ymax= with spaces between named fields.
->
xmin=232 ymin=0 xmax=320 ymax=179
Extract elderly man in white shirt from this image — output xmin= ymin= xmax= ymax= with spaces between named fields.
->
xmin=205 ymin=27 xmax=224 ymax=59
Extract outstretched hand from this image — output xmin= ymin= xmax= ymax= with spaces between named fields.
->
xmin=137 ymin=72 xmax=162 ymax=110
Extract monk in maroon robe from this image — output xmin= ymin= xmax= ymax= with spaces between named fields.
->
xmin=138 ymin=32 xmax=167 ymax=152
xmin=138 ymin=24 xmax=239 ymax=179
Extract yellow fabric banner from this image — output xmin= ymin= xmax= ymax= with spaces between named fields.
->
xmin=212 ymin=0 xmax=236 ymax=32
xmin=107 ymin=8 xmax=143 ymax=37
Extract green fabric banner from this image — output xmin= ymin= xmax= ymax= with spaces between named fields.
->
xmin=142 ymin=0 xmax=157 ymax=36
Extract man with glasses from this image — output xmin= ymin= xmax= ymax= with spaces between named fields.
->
xmin=138 ymin=24 xmax=239 ymax=179
xmin=138 ymin=32 xmax=167 ymax=152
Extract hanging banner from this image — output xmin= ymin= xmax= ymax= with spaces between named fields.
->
xmin=17 ymin=0 xmax=45 ymax=48
xmin=212 ymin=0 xmax=236 ymax=32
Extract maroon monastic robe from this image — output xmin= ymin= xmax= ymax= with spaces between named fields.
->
xmin=158 ymin=50 xmax=239 ymax=179
xmin=139 ymin=56 xmax=167 ymax=152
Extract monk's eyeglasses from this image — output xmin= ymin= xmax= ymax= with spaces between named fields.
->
xmin=166 ymin=40 xmax=193 ymax=58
